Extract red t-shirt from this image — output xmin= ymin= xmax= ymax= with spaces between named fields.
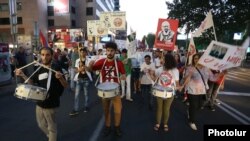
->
xmin=92 ymin=58 xmax=125 ymax=83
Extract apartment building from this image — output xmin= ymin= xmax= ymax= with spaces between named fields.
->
xmin=0 ymin=0 xmax=119 ymax=48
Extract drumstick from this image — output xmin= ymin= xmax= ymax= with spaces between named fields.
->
xmin=34 ymin=61 xmax=64 ymax=75
xmin=16 ymin=61 xmax=37 ymax=70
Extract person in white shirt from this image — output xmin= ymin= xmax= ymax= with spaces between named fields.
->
xmin=140 ymin=55 xmax=155 ymax=110
xmin=149 ymin=53 xmax=180 ymax=132
xmin=154 ymin=49 xmax=163 ymax=69
xmin=69 ymin=48 xmax=93 ymax=116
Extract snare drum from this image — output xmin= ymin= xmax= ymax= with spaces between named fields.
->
xmin=152 ymin=85 xmax=174 ymax=99
xmin=14 ymin=84 xmax=48 ymax=101
xmin=96 ymin=82 xmax=120 ymax=98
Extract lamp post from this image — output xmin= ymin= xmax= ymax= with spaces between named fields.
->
xmin=8 ymin=0 xmax=17 ymax=48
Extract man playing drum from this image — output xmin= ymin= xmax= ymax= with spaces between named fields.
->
xmin=15 ymin=47 xmax=68 ymax=141
xmin=89 ymin=42 xmax=126 ymax=137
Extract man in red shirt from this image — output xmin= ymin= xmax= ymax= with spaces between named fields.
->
xmin=89 ymin=42 xmax=126 ymax=137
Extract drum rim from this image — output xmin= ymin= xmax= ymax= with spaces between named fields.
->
xmin=14 ymin=94 xmax=46 ymax=101
xmin=97 ymin=88 xmax=119 ymax=92
xmin=17 ymin=84 xmax=47 ymax=90
xmin=152 ymin=90 xmax=174 ymax=99
xmin=152 ymin=88 xmax=173 ymax=92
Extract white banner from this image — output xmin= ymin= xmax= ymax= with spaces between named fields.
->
xmin=193 ymin=10 xmax=214 ymax=37
xmin=100 ymin=11 xmax=126 ymax=30
xmin=127 ymin=40 xmax=137 ymax=58
xmin=198 ymin=41 xmax=247 ymax=70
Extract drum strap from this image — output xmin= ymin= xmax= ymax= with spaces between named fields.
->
xmin=114 ymin=59 xmax=120 ymax=83
xmin=47 ymin=70 xmax=52 ymax=92
xmin=95 ymin=59 xmax=107 ymax=86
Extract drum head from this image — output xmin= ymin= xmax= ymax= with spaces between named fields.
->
xmin=97 ymin=82 xmax=119 ymax=90
xmin=153 ymin=85 xmax=173 ymax=92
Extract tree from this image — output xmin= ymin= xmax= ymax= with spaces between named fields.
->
xmin=166 ymin=0 xmax=250 ymax=45
xmin=146 ymin=33 xmax=155 ymax=48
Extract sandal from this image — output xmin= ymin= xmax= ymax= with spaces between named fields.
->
xmin=154 ymin=124 xmax=160 ymax=131
xmin=163 ymin=125 xmax=169 ymax=132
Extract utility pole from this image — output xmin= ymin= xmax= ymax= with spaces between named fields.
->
xmin=8 ymin=0 xmax=18 ymax=48
xmin=33 ymin=21 xmax=39 ymax=52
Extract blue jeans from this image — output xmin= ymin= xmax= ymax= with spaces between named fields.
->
xmin=70 ymin=67 xmax=76 ymax=90
xmin=74 ymin=79 xmax=90 ymax=111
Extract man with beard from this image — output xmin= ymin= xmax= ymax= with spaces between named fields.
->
xmin=157 ymin=21 xmax=175 ymax=42
xmin=89 ymin=42 xmax=126 ymax=137
xmin=15 ymin=47 xmax=68 ymax=141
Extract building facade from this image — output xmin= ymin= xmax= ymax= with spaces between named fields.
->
xmin=0 ymin=0 xmax=119 ymax=48
xmin=0 ymin=0 xmax=47 ymax=46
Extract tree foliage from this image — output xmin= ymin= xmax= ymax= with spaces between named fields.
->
xmin=166 ymin=0 xmax=250 ymax=45
xmin=146 ymin=33 xmax=155 ymax=48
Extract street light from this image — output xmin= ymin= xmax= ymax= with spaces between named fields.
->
xmin=8 ymin=0 xmax=18 ymax=48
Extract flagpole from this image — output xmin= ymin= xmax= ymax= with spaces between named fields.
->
xmin=211 ymin=10 xmax=218 ymax=41
xmin=212 ymin=23 xmax=217 ymax=41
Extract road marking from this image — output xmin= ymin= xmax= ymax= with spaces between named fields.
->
xmin=89 ymin=115 xmax=104 ymax=141
xmin=226 ymin=75 xmax=250 ymax=82
xmin=219 ymin=91 xmax=250 ymax=96
xmin=217 ymin=100 xmax=250 ymax=124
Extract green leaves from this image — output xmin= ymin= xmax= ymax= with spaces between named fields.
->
xmin=165 ymin=0 xmax=250 ymax=45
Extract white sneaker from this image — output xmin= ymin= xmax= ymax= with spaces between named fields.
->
xmin=121 ymin=94 xmax=125 ymax=98
xmin=126 ymin=98 xmax=133 ymax=101
xmin=189 ymin=123 xmax=197 ymax=130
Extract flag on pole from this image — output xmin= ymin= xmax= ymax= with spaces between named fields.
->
xmin=187 ymin=36 xmax=197 ymax=65
xmin=39 ymin=30 xmax=49 ymax=48
xmin=193 ymin=10 xmax=214 ymax=37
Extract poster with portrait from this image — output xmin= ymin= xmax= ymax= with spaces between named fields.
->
xmin=100 ymin=12 xmax=112 ymax=29
xmin=87 ymin=20 xmax=97 ymax=36
xmin=154 ymin=19 xmax=179 ymax=51
xmin=198 ymin=41 xmax=247 ymax=70
xmin=87 ymin=20 xmax=108 ymax=37
xmin=100 ymin=11 xmax=126 ymax=31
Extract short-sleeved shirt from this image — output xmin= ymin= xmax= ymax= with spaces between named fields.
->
xmin=185 ymin=66 xmax=217 ymax=95
xmin=92 ymin=58 xmax=125 ymax=83
xmin=119 ymin=55 xmax=132 ymax=76
xmin=140 ymin=62 xmax=155 ymax=85
xmin=74 ymin=57 xmax=93 ymax=81
xmin=155 ymin=67 xmax=179 ymax=87
xmin=32 ymin=63 xmax=64 ymax=108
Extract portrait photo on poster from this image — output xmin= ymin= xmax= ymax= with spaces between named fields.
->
xmin=157 ymin=20 xmax=175 ymax=42
xmin=154 ymin=19 xmax=179 ymax=51
xmin=209 ymin=44 xmax=228 ymax=59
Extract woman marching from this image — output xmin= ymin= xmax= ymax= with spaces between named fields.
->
xmin=181 ymin=53 xmax=226 ymax=130
xmin=149 ymin=53 xmax=181 ymax=132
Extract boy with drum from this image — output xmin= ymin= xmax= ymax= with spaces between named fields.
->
xmin=89 ymin=42 xmax=126 ymax=137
